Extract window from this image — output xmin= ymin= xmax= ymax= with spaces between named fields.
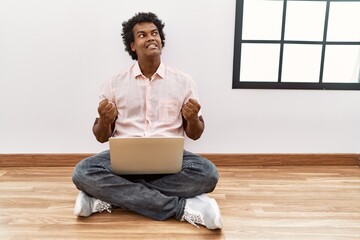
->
xmin=232 ymin=0 xmax=360 ymax=90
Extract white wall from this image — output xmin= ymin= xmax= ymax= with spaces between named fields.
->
xmin=1 ymin=0 xmax=359 ymax=154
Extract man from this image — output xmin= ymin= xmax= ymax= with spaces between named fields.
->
xmin=72 ymin=12 xmax=222 ymax=230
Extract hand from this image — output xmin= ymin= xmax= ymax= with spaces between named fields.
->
xmin=181 ymin=99 xmax=201 ymax=122
xmin=98 ymin=99 xmax=117 ymax=126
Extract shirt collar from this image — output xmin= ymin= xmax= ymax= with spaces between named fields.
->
xmin=133 ymin=61 xmax=165 ymax=80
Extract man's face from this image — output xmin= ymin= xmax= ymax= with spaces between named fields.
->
xmin=131 ymin=22 xmax=162 ymax=60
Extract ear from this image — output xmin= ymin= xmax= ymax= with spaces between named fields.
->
xmin=130 ymin=42 xmax=135 ymax=52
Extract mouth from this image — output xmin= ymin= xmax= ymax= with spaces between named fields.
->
xmin=146 ymin=43 xmax=158 ymax=49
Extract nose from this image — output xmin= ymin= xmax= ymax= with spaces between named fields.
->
xmin=147 ymin=35 xmax=155 ymax=41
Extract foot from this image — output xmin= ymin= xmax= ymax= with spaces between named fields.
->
xmin=181 ymin=194 xmax=223 ymax=230
xmin=74 ymin=191 xmax=112 ymax=217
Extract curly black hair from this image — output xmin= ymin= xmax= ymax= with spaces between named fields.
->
xmin=121 ymin=12 xmax=165 ymax=60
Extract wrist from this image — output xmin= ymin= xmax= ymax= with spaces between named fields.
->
xmin=186 ymin=116 xmax=200 ymax=125
xmin=98 ymin=117 xmax=112 ymax=127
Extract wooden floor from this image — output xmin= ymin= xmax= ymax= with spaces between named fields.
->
xmin=0 ymin=166 xmax=359 ymax=240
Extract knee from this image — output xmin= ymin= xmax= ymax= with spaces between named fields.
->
xmin=72 ymin=158 xmax=90 ymax=189
xmin=206 ymin=160 xmax=219 ymax=190
xmin=72 ymin=159 xmax=88 ymax=188
xmin=72 ymin=151 xmax=110 ymax=188
xmin=195 ymin=158 xmax=219 ymax=192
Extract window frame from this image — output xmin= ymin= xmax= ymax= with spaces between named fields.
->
xmin=232 ymin=0 xmax=360 ymax=90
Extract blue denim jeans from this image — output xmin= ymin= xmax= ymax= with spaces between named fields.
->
xmin=72 ymin=150 xmax=219 ymax=221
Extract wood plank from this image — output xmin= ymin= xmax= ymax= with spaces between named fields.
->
xmin=0 ymin=153 xmax=359 ymax=167
xmin=0 ymin=166 xmax=359 ymax=239
xmin=204 ymin=153 xmax=360 ymax=166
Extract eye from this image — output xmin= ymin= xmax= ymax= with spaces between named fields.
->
xmin=152 ymin=31 xmax=159 ymax=36
xmin=138 ymin=33 xmax=145 ymax=38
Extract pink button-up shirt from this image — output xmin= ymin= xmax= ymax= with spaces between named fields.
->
xmin=100 ymin=62 xmax=201 ymax=137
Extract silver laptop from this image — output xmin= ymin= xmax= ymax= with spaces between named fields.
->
xmin=109 ymin=136 xmax=184 ymax=175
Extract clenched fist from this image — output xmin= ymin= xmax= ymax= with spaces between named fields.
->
xmin=98 ymin=99 xmax=117 ymax=126
xmin=181 ymin=99 xmax=201 ymax=122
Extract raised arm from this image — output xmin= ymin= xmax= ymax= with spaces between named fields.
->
xmin=92 ymin=99 xmax=117 ymax=143
xmin=181 ymin=99 xmax=205 ymax=140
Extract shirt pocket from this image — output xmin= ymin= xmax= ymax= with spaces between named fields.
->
xmin=159 ymin=99 xmax=180 ymax=122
